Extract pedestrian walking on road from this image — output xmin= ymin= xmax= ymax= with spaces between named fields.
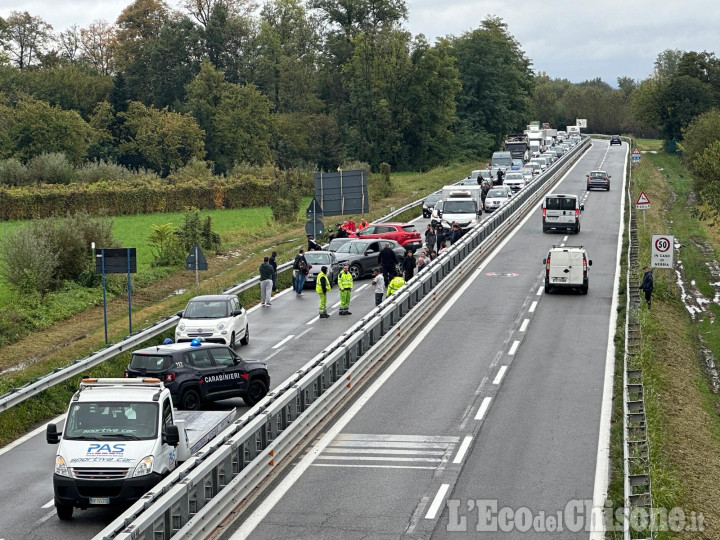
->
xmin=371 ymin=267 xmax=385 ymax=306
xmin=338 ymin=264 xmax=354 ymax=315
xmin=259 ymin=257 xmax=274 ymax=306
xmin=639 ymin=265 xmax=654 ymax=308
xmin=293 ymin=249 xmax=308 ymax=295
xmin=269 ymin=251 xmax=278 ymax=292
xmin=378 ymin=242 xmax=398 ymax=286
xmin=402 ymin=249 xmax=416 ymax=281
xmin=425 ymin=224 xmax=436 ymax=253
xmin=316 ymin=266 xmax=331 ymax=318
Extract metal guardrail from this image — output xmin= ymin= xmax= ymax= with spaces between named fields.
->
xmin=623 ymin=143 xmax=653 ymax=540
xmin=95 ymin=139 xmax=591 ymax=540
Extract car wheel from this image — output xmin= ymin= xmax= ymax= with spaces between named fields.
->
xmin=581 ymin=284 xmax=588 ymax=295
xmin=180 ymin=388 xmax=201 ymax=410
xmin=240 ymin=324 xmax=249 ymax=345
xmin=56 ymin=504 xmax=73 ymax=521
xmin=349 ymin=264 xmax=362 ymax=280
xmin=244 ymin=379 xmax=268 ymax=407
xmin=544 ymin=283 xmax=552 ymax=294
xmin=229 ymin=332 xmax=236 ymax=349
xmin=607 ymin=184 xmax=610 ymax=191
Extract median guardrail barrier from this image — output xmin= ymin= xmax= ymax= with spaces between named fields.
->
xmin=95 ymin=138 xmax=591 ymax=540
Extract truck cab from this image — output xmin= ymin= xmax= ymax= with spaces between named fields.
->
xmin=47 ymin=378 xmax=234 ymax=520
xmin=433 ymin=186 xmax=483 ymax=230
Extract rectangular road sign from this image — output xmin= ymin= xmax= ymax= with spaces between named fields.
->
xmin=631 ymin=148 xmax=641 ymax=163
xmin=651 ymin=235 xmax=674 ymax=268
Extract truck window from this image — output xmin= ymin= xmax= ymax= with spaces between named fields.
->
xmin=545 ymin=197 xmax=577 ymax=211
xmin=162 ymin=399 xmax=173 ymax=429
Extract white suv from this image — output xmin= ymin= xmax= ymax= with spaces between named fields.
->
xmin=176 ymin=294 xmax=249 ymax=348
xmin=543 ymin=245 xmax=592 ymax=294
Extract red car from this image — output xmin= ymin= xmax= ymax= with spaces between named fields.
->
xmin=349 ymin=222 xmax=422 ymax=250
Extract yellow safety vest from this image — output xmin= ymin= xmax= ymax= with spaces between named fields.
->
xmin=315 ymin=272 xmax=331 ymax=293
xmin=338 ymin=270 xmax=353 ymax=290
xmin=387 ymin=276 xmax=405 ymax=295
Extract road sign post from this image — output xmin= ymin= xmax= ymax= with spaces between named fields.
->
xmin=186 ymin=244 xmax=208 ymax=293
xmin=636 ymin=190 xmax=650 ymax=227
xmin=651 ymin=234 xmax=674 ymax=268
xmin=95 ymin=248 xmax=137 ymax=344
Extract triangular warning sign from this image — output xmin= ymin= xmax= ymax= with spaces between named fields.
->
xmin=632 ymin=148 xmax=641 ymax=155
xmin=636 ymin=191 xmax=650 ymax=205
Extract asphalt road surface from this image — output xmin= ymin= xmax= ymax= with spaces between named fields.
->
xmin=220 ymin=139 xmax=626 ymax=539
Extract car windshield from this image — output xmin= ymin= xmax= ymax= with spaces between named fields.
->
xmin=505 ymin=173 xmax=523 ymax=180
xmin=487 ymin=189 xmax=507 ymax=198
xmin=590 ymin=172 xmax=606 ymax=178
xmin=443 ymin=200 xmax=476 ymax=213
xmin=545 ymin=197 xmax=577 ymax=211
xmin=480 ymin=170 xmax=492 ymax=179
xmin=64 ymin=402 xmax=159 ymax=440
xmin=327 ymin=238 xmax=351 ymax=251
xmin=184 ymin=300 xmax=229 ymax=318
xmin=425 ymin=193 xmax=441 ymax=205
xmin=305 ymin=252 xmax=332 ymax=264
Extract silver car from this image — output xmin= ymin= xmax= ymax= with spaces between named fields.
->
xmin=304 ymin=251 xmax=341 ymax=287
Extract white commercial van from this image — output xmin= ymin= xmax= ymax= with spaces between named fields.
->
xmin=542 ymin=193 xmax=583 ymax=234
xmin=543 ymin=245 xmax=592 ymax=294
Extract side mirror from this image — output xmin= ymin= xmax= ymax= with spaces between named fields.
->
xmin=233 ymin=310 xmax=243 ymax=316
xmin=47 ymin=423 xmax=60 ymax=444
xmin=177 ymin=311 xmax=184 ymax=317
xmin=588 ymin=260 xmax=593 ymax=266
xmin=580 ymin=204 xmax=585 ymax=211
xmin=542 ymin=259 xmax=547 ymax=264
xmin=164 ymin=425 xmax=180 ymax=447
xmin=609 ymin=175 xmax=612 ymax=178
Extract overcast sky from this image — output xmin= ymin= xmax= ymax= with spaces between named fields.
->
xmin=2 ymin=0 xmax=719 ymax=84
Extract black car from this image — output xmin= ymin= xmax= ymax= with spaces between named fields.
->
xmin=423 ymin=192 xmax=442 ymax=218
xmin=610 ymin=135 xmax=622 ymax=146
xmin=126 ymin=341 xmax=270 ymax=410
xmin=333 ymin=239 xmax=407 ymax=279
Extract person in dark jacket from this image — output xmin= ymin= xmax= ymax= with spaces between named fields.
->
xmin=307 ymin=236 xmax=322 ymax=251
xmin=293 ymin=249 xmax=308 ymax=295
xmin=269 ymin=251 xmax=278 ymax=292
xmin=402 ymin=249 xmax=416 ymax=281
xmin=639 ymin=265 xmax=654 ymax=308
xmin=259 ymin=257 xmax=274 ymax=306
xmin=378 ymin=242 xmax=398 ymax=285
xmin=425 ymin=224 xmax=437 ymax=253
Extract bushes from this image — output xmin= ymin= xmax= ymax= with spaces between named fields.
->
xmin=27 ymin=152 xmax=75 ymax=185
xmin=0 ymin=227 xmax=58 ymax=295
xmin=0 ymin=159 xmax=30 ymax=186
xmin=270 ymin=171 xmax=303 ymax=224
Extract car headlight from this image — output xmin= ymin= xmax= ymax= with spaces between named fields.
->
xmin=216 ymin=322 xmax=227 ymax=331
xmin=55 ymin=455 xmax=70 ymax=477
xmin=133 ymin=455 xmax=154 ymax=477
xmin=177 ymin=322 xmax=185 ymax=331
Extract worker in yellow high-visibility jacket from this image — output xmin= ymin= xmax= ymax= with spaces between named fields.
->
xmin=337 ymin=264 xmax=354 ymax=315
xmin=386 ymin=272 xmax=406 ymax=296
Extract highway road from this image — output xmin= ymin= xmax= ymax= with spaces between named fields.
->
xmin=219 ymin=139 xmax=627 ymax=539
xmin=0 ymin=140 xmax=618 ymax=540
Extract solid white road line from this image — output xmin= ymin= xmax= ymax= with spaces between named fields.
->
xmin=317 ymin=456 xmax=442 ymax=462
xmin=425 ymin=484 xmax=450 ymax=520
xmin=508 ymin=340 xmax=519 ymax=356
xmin=323 ymin=448 xmax=445 ymax=456
xmin=312 ymin=463 xmax=436 ymax=470
xmin=271 ymin=335 xmax=295 ymax=349
xmin=493 ymin=366 xmax=508 ymax=385
xmin=0 ymin=413 xmax=66 ymax=457
xmin=589 ymin=142 xmax=628 ymax=539
xmin=452 ymin=436 xmax=473 ymax=464
xmin=474 ymin=397 xmax=492 ymax=421
xmin=42 ymin=499 xmax=55 ymax=509
xmin=529 ymin=301 xmax=538 ymax=313
xmin=519 ymin=318 xmax=529 ymax=332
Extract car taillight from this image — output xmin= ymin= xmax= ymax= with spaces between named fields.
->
xmin=575 ymin=209 xmax=579 ymax=219
xmin=583 ymin=258 xmax=588 ymax=277
xmin=542 ymin=208 xmax=547 ymax=217
xmin=545 ymin=255 xmax=550 ymax=276
xmin=164 ymin=373 xmax=176 ymax=383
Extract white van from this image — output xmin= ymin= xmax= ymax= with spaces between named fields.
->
xmin=542 ymin=193 xmax=583 ymax=234
xmin=543 ymin=245 xmax=592 ymax=294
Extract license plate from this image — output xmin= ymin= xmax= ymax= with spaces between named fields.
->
xmin=553 ymin=277 xmax=567 ymax=282
xmin=90 ymin=497 xmax=110 ymax=505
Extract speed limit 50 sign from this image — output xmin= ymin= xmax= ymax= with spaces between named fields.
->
xmin=651 ymin=234 xmax=674 ymax=268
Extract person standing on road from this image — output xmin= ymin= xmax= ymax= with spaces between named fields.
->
xmin=293 ymin=249 xmax=308 ymax=295
xmin=496 ymin=168 xmax=505 ymax=185
xmin=316 ymin=266 xmax=331 ymax=318
xmin=425 ymin=224 xmax=436 ymax=253
xmin=639 ymin=265 xmax=654 ymax=308
xmin=338 ymin=264 xmax=354 ymax=315
xmin=378 ymin=242 xmax=398 ymax=286
xmin=402 ymin=248 xmax=416 ymax=281
xmin=371 ymin=267 xmax=385 ymax=306
xmin=269 ymin=251 xmax=278 ymax=292
xmin=386 ymin=271 xmax=406 ymax=296
xmin=259 ymin=257 xmax=274 ymax=306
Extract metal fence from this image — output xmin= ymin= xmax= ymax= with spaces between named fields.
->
xmin=95 ymin=139 xmax=591 ymax=540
